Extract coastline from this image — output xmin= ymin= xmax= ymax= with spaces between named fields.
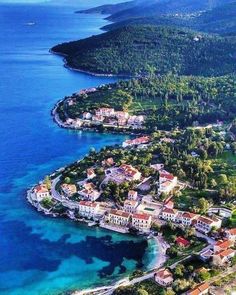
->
xmin=50 ymin=49 xmax=132 ymax=78
xmin=51 ymin=101 xmax=147 ymax=136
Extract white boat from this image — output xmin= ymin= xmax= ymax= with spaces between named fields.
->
xmin=88 ymin=221 xmax=97 ymax=227
xmin=26 ymin=22 xmax=36 ymax=26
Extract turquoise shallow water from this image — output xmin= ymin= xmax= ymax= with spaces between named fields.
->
xmin=0 ymin=2 xmax=158 ymax=295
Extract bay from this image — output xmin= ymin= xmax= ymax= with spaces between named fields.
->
xmin=0 ymin=2 xmax=158 ymax=295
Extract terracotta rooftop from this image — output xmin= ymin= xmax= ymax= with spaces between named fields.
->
xmin=187 ymin=282 xmax=209 ymax=295
xmin=132 ymin=213 xmax=151 ymax=221
xmin=79 ymin=201 xmax=98 ymax=208
xmin=155 ymin=268 xmax=173 ymax=280
xmin=109 ymin=209 xmax=130 ymax=218
xmin=215 ymin=239 xmax=233 ymax=249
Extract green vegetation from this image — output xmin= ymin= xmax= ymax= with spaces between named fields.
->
xmin=103 ymin=2 xmax=236 ymax=37
xmin=58 ymin=75 xmax=236 ymax=131
xmin=52 ymin=25 xmax=236 ymax=76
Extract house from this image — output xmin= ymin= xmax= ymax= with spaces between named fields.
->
xmin=199 ymin=248 xmax=214 ymax=261
xmin=161 ymin=208 xmax=177 ymax=222
xmin=150 ymin=163 xmax=164 ymax=171
xmin=214 ymin=239 xmax=233 ymax=252
xmin=95 ymin=108 xmax=115 ymax=117
xmin=124 ymin=200 xmax=138 ymax=213
xmin=79 ymin=87 xmax=97 ymax=95
xmin=154 ymin=269 xmax=173 ymax=287
xmin=186 ymin=282 xmax=209 ymax=295
xmin=164 ymin=199 xmax=174 ymax=209
xmin=102 ymin=157 xmax=114 ymax=167
xmin=107 ymin=209 xmax=131 ymax=227
xmin=127 ymin=115 xmax=145 ymax=126
xmin=176 ymin=236 xmax=190 ymax=248
xmin=213 ymin=248 xmax=235 ymax=266
xmin=132 ymin=213 xmax=152 ymax=232
xmin=195 ymin=216 xmax=222 ymax=234
xmin=33 ymin=184 xmax=50 ymax=202
xmin=117 ymin=118 xmax=127 ymax=126
xmin=78 ymin=183 xmax=101 ymax=201
xmin=119 ymin=164 xmax=142 ymax=181
xmin=87 ymin=168 xmax=96 ymax=180
xmin=181 ymin=212 xmax=198 ymax=226
xmin=115 ymin=111 xmax=129 ymax=120
xmin=128 ymin=190 xmax=138 ymax=201
xmin=61 ymin=183 xmax=77 ymax=197
xmin=122 ymin=136 xmax=151 ymax=148
xmin=158 ymin=171 xmax=178 ymax=195
xmin=160 ymin=138 xmax=175 ymax=144
xmin=225 ymin=228 xmax=236 ymax=241
xmin=82 ymin=112 xmax=92 ymax=120
xmin=78 ymin=201 xmax=100 ymax=219
xmin=92 ymin=115 xmax=104 ymax=122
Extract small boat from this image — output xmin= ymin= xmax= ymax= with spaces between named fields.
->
xmin=88 ymin=221 xmax=97 ymax=227
xmin=26 ymin=22 xmax=36 ymax=26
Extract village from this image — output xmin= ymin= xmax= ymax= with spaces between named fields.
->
xmin=28 ymin=130 xmax=236 ymax=295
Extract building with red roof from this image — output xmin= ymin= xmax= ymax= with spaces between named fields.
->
xmin=176 ymin=236 xmax=190 ymax=247
xmin=186 ymin=282 xmax=209 ymax=295
xmin=108 ymin=209 xmax=131 ymax=227
xmin=225 ymin=228 xmax=236 ymax=241
xmin=132 ymin=213 xmax=152 ymax=232
xmin=154 ymin=269 xmax=173 ymax=286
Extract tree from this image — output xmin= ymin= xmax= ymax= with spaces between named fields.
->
xmin=64 ymin=177 xmax=71 ymax=184
xmin=198 ymin=197 xmax=210 ymax=214
xmin=137 ymin=289 xmax=148 ymax=295
xmin=44 ymin=175 xmax=51 ymax=190
xmin=218 ymin=174 xmax=228 ymax=186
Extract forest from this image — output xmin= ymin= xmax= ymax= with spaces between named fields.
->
xmin=52 ymin=25 xmax=236 ymax=77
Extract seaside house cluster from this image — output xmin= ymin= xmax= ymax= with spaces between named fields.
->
xmin=161 ymin=207 xmax=222 ymax=234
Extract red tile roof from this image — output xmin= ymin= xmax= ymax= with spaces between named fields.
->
xmin=176 ymin=236 xmax=190 ymax=247
xmin=215 ymin=239 xmax=233 ymax=249
xmin=79 ymin=201 xmax=98 ymax=208
xmin=187 ymin=282 xmax=209 ymax=295
xmin=227 ymin=228 xmax=236 ymax=235
xmin=132 ymin=213 xmax=151 ymax=221
xmin=109 ymin=209 xmax=130 ymax=218
xmin=155 ymin=268 xmax=173 ymax=280
xmin=162 ymin=208 xmax=176 ymax=214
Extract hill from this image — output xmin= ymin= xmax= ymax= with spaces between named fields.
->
xmin=52 ymin=25 xmax=236 ymax=76
xmin=76 ymin=0 xmax=139 ymax=15
xmin=104 ymin=0 xmax=235 ymax=22
xmin=103 ymin=2 xmax=236 ymax=36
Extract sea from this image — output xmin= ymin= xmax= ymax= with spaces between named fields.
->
xmin=0 ymin=2 xmax=158 ymax=295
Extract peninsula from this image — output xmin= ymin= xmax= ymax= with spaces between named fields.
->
xmin=29 ymin=0 xmax=236 ymax=294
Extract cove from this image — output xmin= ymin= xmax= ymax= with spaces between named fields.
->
xmin=0 ymin=2 xmax=158 ymax=295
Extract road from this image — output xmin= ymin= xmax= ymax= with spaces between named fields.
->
xmin=51 ymin=176 xmax=80 ymax=209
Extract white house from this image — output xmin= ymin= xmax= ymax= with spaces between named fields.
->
xmin=95 ymin=108 xmax=115 ymax=117
xmin=119 ymin=164 xmax=142 ymax=181
xmin=154 ymin=269 xmax=173 ymax=287
xmin=213 ymin=248 xmax=235 ymax=266
xmin=78 ymin=201 xmax=100 ymax=219
xmin=128 ymin=190 xmax=138 ymax=201
xmin=225 ymin=228 xmax=236 ymax=241
xmin=33 ymin=184 xmax=50 ymax=202
xmin=161 ymin=208 xmax=178 ymax=222
xmin=107 ymin=209 xmax=131 ymax=227
xmin=61 ymin=183 xmax=77 ymax=197
xmin=132 ymin=213 xmax=152 ymax=232
xmin=195 ymin=216 xmax=222 ymax=234
xmin=158 ymin=171 xmax=178 ymax=195
xmin=124 ymin=200 xmax=138 ymax=213
xmin=82 ymin=112 xmax=92 ymax=120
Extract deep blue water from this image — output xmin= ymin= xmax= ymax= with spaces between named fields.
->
xmin=0 ymin=3 xmax=158 ymax=295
